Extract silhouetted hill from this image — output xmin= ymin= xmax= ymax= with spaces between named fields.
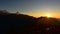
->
xmin=0 ymin=10 xmax=9 ymax=14
xmin=0 ymin=12 xmax=37 ymax=34
xmin=0 ymin=11 xmax=60 ymax=34
xmin=35 ymin=17 xmax=60 ymax=34
xmin=37 ymin=17 xmax=60 ymax=25
xmin=22 ymin=16 xmax=60 ymax=34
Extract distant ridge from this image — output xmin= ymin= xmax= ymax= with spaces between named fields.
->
xmin=0 ymin=10 xmax=60 ymax=34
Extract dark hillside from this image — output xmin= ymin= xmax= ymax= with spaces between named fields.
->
xmin=0 ymin=13 xmax=37 ymax=34
xmin=0 ymin=10 xmax=60 ymax=34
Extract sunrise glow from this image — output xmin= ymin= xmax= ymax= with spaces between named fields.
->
xmin=44 ymin=13 xmax=52 ymax=17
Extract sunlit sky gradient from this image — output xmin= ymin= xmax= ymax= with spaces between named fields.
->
xmin=0 ymin=0 xmax=60 ymax=18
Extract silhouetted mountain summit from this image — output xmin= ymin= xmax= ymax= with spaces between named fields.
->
xmin=0 ymin=10 xmax=60 ymax=34
xmin=0 ymin=10 xmax=9 ymax=14
xmin=37 ymin=16 xmax=60 ymax=25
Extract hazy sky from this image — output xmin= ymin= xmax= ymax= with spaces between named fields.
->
xmin=0 ymin=0 xmax=60 ymax=18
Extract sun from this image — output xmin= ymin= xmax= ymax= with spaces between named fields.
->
xmin=42 ymin=13 xmax=52 ymax=17
xmin=45 ymin=14 xmax=51 ymax=17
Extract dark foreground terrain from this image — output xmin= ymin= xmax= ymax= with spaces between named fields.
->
xmin=0 ymin=10 xmax=60 ymax=34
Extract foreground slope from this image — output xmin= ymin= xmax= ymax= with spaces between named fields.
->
xmin=0 ymin=13 xmax=37 ymax=34
xmin=0 ymin=10 xmax=60 ymax=34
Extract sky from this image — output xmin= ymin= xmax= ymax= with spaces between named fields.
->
xmin=0 ymin=0 xmax=60 ymax=18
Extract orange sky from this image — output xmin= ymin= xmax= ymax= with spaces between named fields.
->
xmin=22 ymin=9 xmax=60 ymax=18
